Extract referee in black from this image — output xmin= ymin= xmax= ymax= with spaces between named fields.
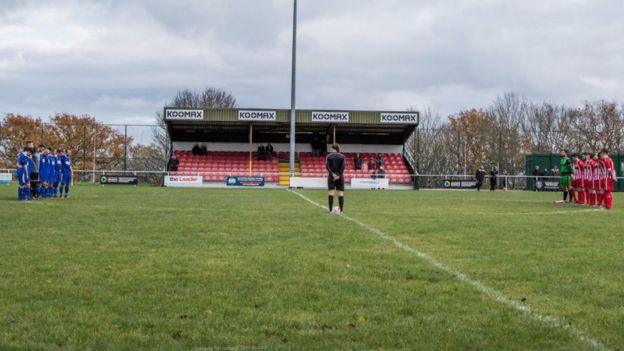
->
xmin=326 ymin=143 xmax=346 ymax=213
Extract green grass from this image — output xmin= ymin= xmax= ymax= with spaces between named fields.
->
xmin=0 ymin=185 xmax=622 ymax=350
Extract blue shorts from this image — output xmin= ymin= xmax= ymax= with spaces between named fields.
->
xmin=17 ymin=169 xmax=29 ymax=186
xmin=61 ymin=172 xmax=72 ymax=184
xmin=40 ymin=172 xmax=48 ymax=183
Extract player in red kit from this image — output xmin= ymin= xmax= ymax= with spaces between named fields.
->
xmin=592 ymin=154 xmax=602 ymax=206
xmin=571 ymin=154 xmax=584 ymax=205
xmin=599 ymin=149 xmax=616 ymax=210
xmin=582 ymin=152 xmax=595 ymax=207
xmin=593 ymin=153 xmax=606 ymax=208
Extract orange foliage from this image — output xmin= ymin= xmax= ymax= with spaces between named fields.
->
xmin=0 ymin=113 xmax=130 ymax=170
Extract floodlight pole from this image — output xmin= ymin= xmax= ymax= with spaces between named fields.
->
xmin=289 ymin=0 xmax=298 ymax=179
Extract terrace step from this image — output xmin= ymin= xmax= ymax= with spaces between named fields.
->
xmin=278 ymin=160 xmax=300 ymax=186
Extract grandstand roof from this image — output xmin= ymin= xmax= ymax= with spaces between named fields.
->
xmin=164 ymin=108 xmax=419 ymax=144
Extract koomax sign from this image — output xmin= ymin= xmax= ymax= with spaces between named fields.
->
xmin=311 ymin=111 xmax=349 ymax=123
xmin=238 ymin=110 xmax=277 ymax=121
xmin=380 ymin=112 xmax=419 ymax=124
xmin=165 ymin=109 xmax=204 ymax=120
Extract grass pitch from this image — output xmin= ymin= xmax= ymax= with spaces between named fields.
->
xmin=0 ymin=185 xmax=622 ymax=350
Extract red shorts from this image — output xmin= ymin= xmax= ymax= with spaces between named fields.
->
xmin=572 ymin=179 xmax=583 ymax=188
xmin=606 ymin=178 xmax=614 ymax=192
xmin=584 ymin=180 xmax=593 ymax=190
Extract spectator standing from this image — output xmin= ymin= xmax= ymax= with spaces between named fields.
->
xmin=368 ymin=158 xmax=376 ymax=172
xmin=265 ymin=143 xmax=274 ymax=160
xmin=311 ymin=135 xmax=318 ymax=156
xmin=502 ymin=170 xmax=510 ymax=191
xmin=375 ymin=153 xmax=384 ymax=169
xmin=257 ymin=145 xmax=266 ymax=160
xmin=192 ymin=144 xmax=201 ymax=155
xmin=532 ymin=166 xmax=540 ymax=191
xmin=376 ymin=166 xmax=386 ymax=179
xmin=475 ymin=166 xmax=486 ymax=191
xmin=353 ymin=153 xmax=362 ymax=170
xmin=167 ymin=155 xmax=179 ymax=172
xmin=318 ymin=137 xmax=327 ymax=155
xmin=489 ymin=162 xmax=498 ymax=191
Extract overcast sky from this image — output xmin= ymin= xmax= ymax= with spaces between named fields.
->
xmin=1 ymin=0 xmax=623 ymax=125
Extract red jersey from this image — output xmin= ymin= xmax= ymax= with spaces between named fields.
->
xmin=593 ymin=160 xmax=603 ymax=181
xmin=603 ymin=156 xmax=615 ymax=179
xmin=603 ymin=156 xmax=615 ymax=192
xmin=583 ymin=159 xmax=593 ymax=181
xmin=594 ymin=159 xmax=606 ymax=190
xmin=572 ymin=160 xmax=584 ymax=188
xmin=573 ymin=160 xmax=584 ymax=180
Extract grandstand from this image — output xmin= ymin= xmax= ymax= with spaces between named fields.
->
xmin=165 ymin=108 xmax=418 ymax=188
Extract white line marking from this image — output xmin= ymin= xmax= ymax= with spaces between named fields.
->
xmin=461 ymin=208 xmax=603 ymax=216
xmin=287 ymin=189 xmax=608 ymax=351
xmin=362 ymin=208 xmax=604 ymax=216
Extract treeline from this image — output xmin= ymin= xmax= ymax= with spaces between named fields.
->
xmin=1 ymin=88 xmax=236 ymax=172
xmin=0 ymin=113 xmax=163 ymax=172
xmin=413 ymin=93 xmax=624 ymax=175
xmin=2 ymin=90 xmax=622 ymax=177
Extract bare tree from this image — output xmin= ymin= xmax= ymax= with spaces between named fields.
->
xmin=152 ymin=87 xmax=238 ymax=159
xmin=488 ymin=92 xmax=529 ymax=173
xmin=410 ymin=107 xmax=455 ymax=181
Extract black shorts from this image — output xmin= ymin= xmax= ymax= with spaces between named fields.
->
xmin=31 ymin=172 xmax=39 ymax=181
xmin=328 ymin=175 xmax=345 ymax=191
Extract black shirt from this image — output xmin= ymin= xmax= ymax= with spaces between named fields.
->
xmin=476 ymin=170 xmax=485 ymax=181
xmin=326 ymin=152 xmax=346 ymax=176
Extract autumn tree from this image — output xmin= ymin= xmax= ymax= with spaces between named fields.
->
xmin=442 ymin=109 xmax=499 ymax=174
xmin=0 ymin=113 xmax=129 ymax=171
xmin=0 ymin=114 xmax=45 ymax=168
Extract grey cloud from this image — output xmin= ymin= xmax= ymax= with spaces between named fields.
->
xmin=0 ymin=0 xmax=623 ymax=123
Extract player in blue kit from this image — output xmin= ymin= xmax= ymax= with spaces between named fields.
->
xmin=53 ymin=149 xmax=63 ymax=197
xmin=16 ymin=146 xmax=32 ymax=201
xmin=59 ymin=149 xmax=73 ymax=198
xmin=38 ymin=147 xmax=51 ymax=198
xmin=47 ymin=150 xmax=58 ymax=198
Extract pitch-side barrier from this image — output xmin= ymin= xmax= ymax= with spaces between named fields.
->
xmin=1 ymin=169 xmax=621 ymax=191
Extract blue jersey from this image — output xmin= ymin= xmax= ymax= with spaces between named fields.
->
xmin=60 ymin=155 xmax=72 ymax=184
xmin=17 ymin=152 xmax=30 ymax=172
xmin=17 ymin=152 xmax=30 ymax=185
xmin=48 ymin=155 xmax=58 ymax=180
xmin=54 ymin=155 xmax=62 ymax=181
xmin=39 ymin=155 xmax=50 ymax=182
xmin=61 ymin=155 xmax=72 ymax=173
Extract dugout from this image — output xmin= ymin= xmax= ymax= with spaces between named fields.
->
xmin=164 ymin=108 xmax=419 ymax=188
xmin=525 ymin=154 xmax=624 ymax=192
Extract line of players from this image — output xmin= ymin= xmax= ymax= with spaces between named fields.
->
xmin=563 ymin=149 xmax=616 ymax=209
xmin=16 ymin=142 xmax=73 ymax=201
